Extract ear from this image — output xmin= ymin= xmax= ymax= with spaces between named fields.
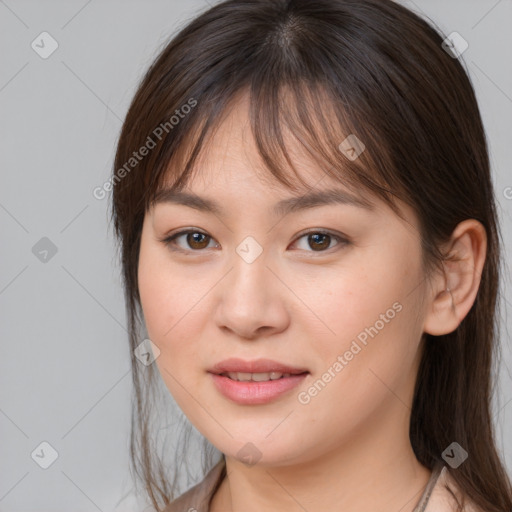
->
xmin=423 ymin=219 xmax=487 ymax=336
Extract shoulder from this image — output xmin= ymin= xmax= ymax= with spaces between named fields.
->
xmin=425 ymin=466 xmax=488 ymax=512
xmin=160 ymin=458 xmax=226 ymax=512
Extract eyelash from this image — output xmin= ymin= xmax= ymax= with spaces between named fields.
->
xmin=159 ymin=228 xmax=350 ymax=255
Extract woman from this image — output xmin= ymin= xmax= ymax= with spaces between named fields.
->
xmin=110 ymin=0 xmax=512 ymax=510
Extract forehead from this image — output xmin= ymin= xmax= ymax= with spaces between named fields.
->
xmin=151 ymin=88 xmax=416 ymax=231
xmin=158 ymin=90 xmax=375 ymax=204
xmin=156 ymin=115 xmax=380 ymax=218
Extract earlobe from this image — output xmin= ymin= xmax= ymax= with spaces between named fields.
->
xmin=423 ymin=219 xmax=487 ymax=336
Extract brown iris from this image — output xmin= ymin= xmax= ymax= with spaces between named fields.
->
xmin=186 ymin=232 xmax=210 ymax=249
xmin=307 ymin=233 xmax=331 ymax=251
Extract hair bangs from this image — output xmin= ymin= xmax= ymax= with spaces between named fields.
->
xmin=147 ymin=77 xmax=409 ymax=228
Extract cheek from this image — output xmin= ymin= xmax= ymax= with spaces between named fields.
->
xmin=138 ymin=247 xmax=173 ymax=339
xmin=298 ymin=254 xmax=425 ymax=422
xmin=138 ymin=238 xmax=203 ymax=340
xmin=295 ymin=255 xmax=419 ymax=357
xmin=137 ymin=243 xmax=214 ymax=406
xmin=296 ymin=247 xmax=425 ymax=400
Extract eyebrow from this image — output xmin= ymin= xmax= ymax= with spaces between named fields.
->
xmin=152 ymin=187 xmax=375 ymax=217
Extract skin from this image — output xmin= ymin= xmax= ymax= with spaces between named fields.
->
xmin=138 ymin=93 xmax=487 ymax=512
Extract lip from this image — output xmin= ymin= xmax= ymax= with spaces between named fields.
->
xmin=209 ymin=357 xmax=309 ymax=375
xmin=208 ymin=358 xmax=309 ymax=405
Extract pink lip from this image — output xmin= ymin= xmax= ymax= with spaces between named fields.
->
xmin=208 ymin=358 xmax=309 ymax=405
xmin=210 ymin=373 xmax=308 ymax=405
xmin=209 ymin=357 xmax=308 ymax=375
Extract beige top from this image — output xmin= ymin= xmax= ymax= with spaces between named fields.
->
xmin=161 ymin=458 xmax=476 ymax=512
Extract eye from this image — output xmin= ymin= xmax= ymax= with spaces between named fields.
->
xmin=161 ymin=229 xmax=218 ymax=253
xmin=291 ymin=230 xmax=349 ymax=253
xmin=160 ymin=228 xmax=349 ymax=254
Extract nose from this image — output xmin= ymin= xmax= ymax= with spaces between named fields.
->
xmin=212 ymin=247 xmax=290 ymax=340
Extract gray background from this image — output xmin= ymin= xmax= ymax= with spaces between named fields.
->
xmin=1 ymin=0 xmax=511 ymax=510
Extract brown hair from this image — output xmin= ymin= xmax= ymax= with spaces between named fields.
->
xmin=110 ymin=0 xmax=512 ymax=510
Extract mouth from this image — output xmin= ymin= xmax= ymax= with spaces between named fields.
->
xmin=208 ymin=359 xmax=309 ymax=405
xmin=218 ymin=371 xmax=307 ymax=381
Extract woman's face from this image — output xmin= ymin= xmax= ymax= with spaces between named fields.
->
xmin=138 ymin=95 xmax=432 ymax=467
